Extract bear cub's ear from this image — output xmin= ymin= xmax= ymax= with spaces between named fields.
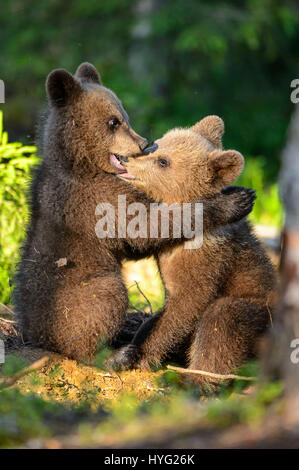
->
xmin=207 ymin=150 xmax=244 ymax=186
xmin=46 ymin=69 xmax=82 ymax=107
xmin=191 ymin=115 xmax=224 ymax=149
xmin=75 ymin=62 xmax=102 ymax=85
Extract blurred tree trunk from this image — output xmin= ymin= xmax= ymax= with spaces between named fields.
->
xmin=264 ymin=104 xmax=299 ymax=427
xmin=129 ymin=0 xmax=155 ymax=82
xmin=129 ymin=0 xmax=168 ymax=137
xmin=129 ymin=0 xmax=166 ymax=79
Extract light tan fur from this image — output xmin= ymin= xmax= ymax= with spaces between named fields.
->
xmin=115 ymin=116 xmax=277 ymax=389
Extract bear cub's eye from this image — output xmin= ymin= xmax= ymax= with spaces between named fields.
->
xmin=108 ymin=117 xmax=121 ymax=130
xmin=158 ymin=157 xmax=170 ymax=168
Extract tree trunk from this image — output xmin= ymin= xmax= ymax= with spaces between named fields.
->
xmin=263 ymin=104 xmax=299 ymax=427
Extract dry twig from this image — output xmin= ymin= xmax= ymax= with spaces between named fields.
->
xmin=0 ymin=317 xmax=15 ymax=324
xmin=134 ymin=281 xmax=153 ymax=315
xmin=0 ymin=302 xmax=15 ymax=317
xmin=0 ymin=356 xmax=49 ymax=389
xmin=167 ymin=365 xmax=257 ymax=382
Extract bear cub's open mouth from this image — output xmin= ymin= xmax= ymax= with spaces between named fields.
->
xmin=110 ymin=153 xmax=136 ymax=179
xmin=110 ymin=153 xmax=127 ymax=171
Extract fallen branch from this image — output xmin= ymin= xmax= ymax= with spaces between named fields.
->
xmin=167 ymin=365 xmax=257 ymax=382
xmin=0 ymin=356 xmax=49 ymax=389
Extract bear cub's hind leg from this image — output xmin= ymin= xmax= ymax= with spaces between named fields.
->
xmin=187 ymin=297 xmax=271 ymax=390
xmin=47 ymin=275 xmax=128 ymax=363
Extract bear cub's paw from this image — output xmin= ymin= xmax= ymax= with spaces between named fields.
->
xmin=222 ymin=186 xmax=256 ymax=222
xmin=104 ymin=344 xmax=140 ymax=371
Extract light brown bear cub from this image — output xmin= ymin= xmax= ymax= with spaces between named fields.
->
xmin=112 ymin=116 xmax=277 ymax=388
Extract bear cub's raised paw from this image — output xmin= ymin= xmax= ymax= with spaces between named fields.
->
xmin=221 ymin=186 xmax=256 ymax=223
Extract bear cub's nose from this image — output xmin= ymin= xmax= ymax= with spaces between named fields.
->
xmin=142 ymin=142 xmax=158 ymax=155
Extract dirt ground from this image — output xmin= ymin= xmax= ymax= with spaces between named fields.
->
xmin=14 ymin=349 xmax=165 ymax=405
xmin=0 ymin=318 xmax=166 ymax=407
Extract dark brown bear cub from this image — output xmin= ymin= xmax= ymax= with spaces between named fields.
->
xmin=111 ymin=116 xmax=277 ymax=388
xmin=14 ymin=65 xmax=255 ymax=363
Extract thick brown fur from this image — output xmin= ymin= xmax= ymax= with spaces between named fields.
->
xmin=110 ymin=116 xmax=278 ymax=388
xmin=14 ymin=67 xmax=254 ymax=363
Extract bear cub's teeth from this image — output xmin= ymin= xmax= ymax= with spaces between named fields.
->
xmin=110 ymin=153 xmax=126 ymax=171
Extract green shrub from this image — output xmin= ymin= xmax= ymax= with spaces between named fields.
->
xmin=0 ymin=111 xmax=38 ymax=304
xmin=236 ymin=156 xmax=283 ymax=228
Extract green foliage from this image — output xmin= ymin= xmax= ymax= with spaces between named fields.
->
xmin=0 ymin=355 xmax=108 ymax=447
xmin=0 ymin=375 xmax=283 ymax=447
xmin=79 ymin=376 xmax=284 ymax=446
xmin=0 ymin=111 xmax=38 ymax=303
xmin=157 ymin=369 xmax=181 ymax=388
xmin=93 ymin=346 xmax=112 ymax=369
xmin=0 ymin=0 xmax=298 ymax=177
xmin=0 ymin=388 xmax=51 ymax=447
xmin=206 ymin=380 xmax=284 ymax=427
xmin=236 ymin=156 xmax=283 ymax=227
xmin=128 ymin=285 xmax=164 ymax=313
xmin=218 ymin=360 xmax=260 ymax=397
xmin=0 ymin=384 xmax=105 ymax=448
xmin=0 ymin=353 xmax=29 ymax=378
